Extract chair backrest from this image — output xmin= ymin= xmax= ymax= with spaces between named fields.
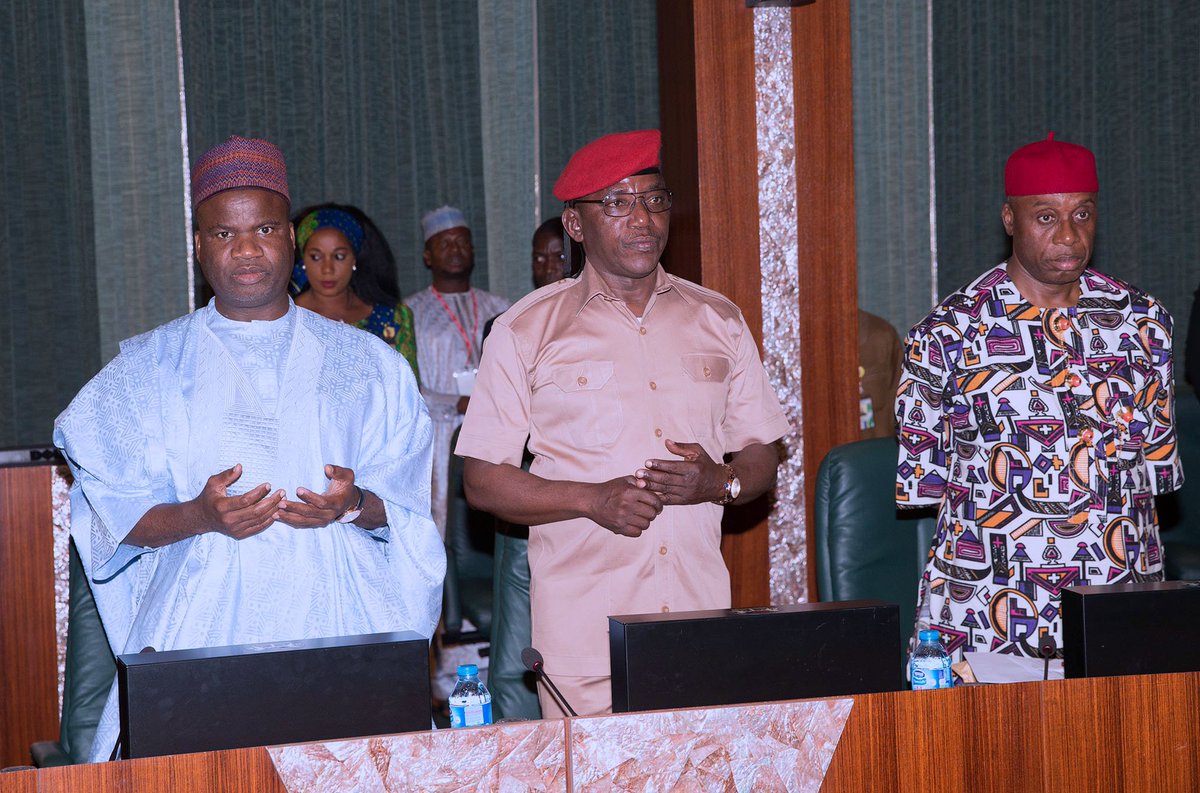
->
xmin=1158 ymin=388 xmax=1200 ymax=577
xmin=54 ymin=538 xmax=117 ymax=764
xmin=814 ymin=437 xmax=937 ymax=641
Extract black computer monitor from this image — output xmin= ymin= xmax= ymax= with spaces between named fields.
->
xmin=117 ymin=631 xmax=431 ymax=758
xmin=1062 ymin=580 xmax=1200 ymax=678
xmin=609 ymin=600 xmax=901 ymax=713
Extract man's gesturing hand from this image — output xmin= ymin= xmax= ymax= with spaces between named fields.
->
xmin=587 ymin=476 xmax=664 ymax=537
xmin=635 ymin=439 xmax=726 ymax=506
xmin=196 ymin=464 xmax=285 ymax=540
xmin=276 ymin=464 xmax=360 ymax=528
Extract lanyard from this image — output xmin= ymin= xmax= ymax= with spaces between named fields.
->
xmin=431 ymin=287 xmax=479 ymax=362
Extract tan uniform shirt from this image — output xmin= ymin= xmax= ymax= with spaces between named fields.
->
xmin=456 ymin=264 xmax=791 ymax=676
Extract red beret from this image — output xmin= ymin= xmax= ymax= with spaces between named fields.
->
xmin=553 ymin=129 xmax=661 ymax=201
xmin=1004 ymin=132 xmax=1098 ymax=197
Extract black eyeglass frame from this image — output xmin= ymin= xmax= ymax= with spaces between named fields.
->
xmin=569 ymin=189 xmax=674 ymax=217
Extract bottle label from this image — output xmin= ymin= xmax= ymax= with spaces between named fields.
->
xmin=911 ymin=656 xmax=953 ymax=690
xmin=449 ymin=693 xmax=493 ymax=728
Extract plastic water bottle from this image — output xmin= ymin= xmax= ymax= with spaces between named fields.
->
xmin=910 ymin=629 xmax=953 ymax=690
xmin=448 ymin=664 xmax=492 ymax=728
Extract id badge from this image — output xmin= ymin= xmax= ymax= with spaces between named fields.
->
xmin=453 ymin=367 xmax=478 ymax=397
xmin=859 ymin=395 xmax=875 ymax=431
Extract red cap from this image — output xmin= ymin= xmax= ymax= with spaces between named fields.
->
xmin=1004 ymin=132 xmax=1098 ymax=197
xmin=553 ymin=129 xmax=661 ymax=201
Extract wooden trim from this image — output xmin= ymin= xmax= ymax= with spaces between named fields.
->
xmin=0 ymin=466 xmax=58 ymax=768
xmin=658 ymin=0 xmax=770 ymax=607
xmin=791 ymin=0 xmax=861 ymax=601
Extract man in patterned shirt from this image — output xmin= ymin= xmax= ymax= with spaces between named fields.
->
xmin=896 ymin=133 xmax=1183 ymax=662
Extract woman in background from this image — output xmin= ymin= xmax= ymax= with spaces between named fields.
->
xmin=292 ymin=204 xmax=420 ymax=381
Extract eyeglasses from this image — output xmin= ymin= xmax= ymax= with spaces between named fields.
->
xmin=572 ymin=189 xmax=673 ymax=218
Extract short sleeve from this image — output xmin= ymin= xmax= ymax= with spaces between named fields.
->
xmin=1136 ymin=300 xmax=1184 ymax=495
xmin=454 ymin=321 xmax=531 ymax=467
xmin=895 ymin=322 xmax=955 ymax=507
xmin=721 ymin=316 xmax=792 ymax=452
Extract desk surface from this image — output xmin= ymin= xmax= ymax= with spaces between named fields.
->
xmin=3 ymin=671 xmax=1197 ymax=792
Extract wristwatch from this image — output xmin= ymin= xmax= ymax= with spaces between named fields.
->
xmin=717 ymin=465 xmax=741 ymax=506
xmin=336 ymin=486 xmax=365 ymax=524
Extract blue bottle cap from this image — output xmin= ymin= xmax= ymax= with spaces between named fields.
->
xmin=457 ymin=663 xmax=478 ymax=676
xmin=918 ymin=629 xmax=941 ymax=642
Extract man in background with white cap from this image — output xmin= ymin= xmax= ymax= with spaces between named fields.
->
xmin=456 ymin=130 xmax=790 ymax=717
xmin=406 ymin=207 xmax=511 ymax=541
xmin=896 ymin=133 xmax=1182 ymax=664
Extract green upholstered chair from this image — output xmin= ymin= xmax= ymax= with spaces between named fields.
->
xmin=30 ymin=538 xmax=116 ymax=766
xmin=443 ymin=427 xmax=495 ymax=643
xmin=488 ymin=524 xmax=541 ymax=720
xmin=814 ymin=437 xmax=938 ymax=648
xmin=1159 ymin=389 xmax=1200 ymax=579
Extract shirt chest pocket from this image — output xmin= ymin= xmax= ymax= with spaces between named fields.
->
xmin=681 ymin=353 xmax=731 ymax=440
xmin=550 ymin=361 xmax=623 ymax=448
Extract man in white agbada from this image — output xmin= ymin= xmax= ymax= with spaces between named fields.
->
xmin=405 ymin=207 xmax=510 ymax=538
xmin=54 ymin=136 xmax=445 ymax=762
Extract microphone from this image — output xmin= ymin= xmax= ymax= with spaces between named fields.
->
xmin=521 ymin=647 xmax=578 ymax=717
xmin=1039 ymin=634 xmax=1058 ymax=681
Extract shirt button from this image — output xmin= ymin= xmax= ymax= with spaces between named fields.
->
xmin=1068 ymin=373 xmax=1082 ymax=388
xmin=703 ymin=366 xmax=711 ymax=378
xmin=649 ymin=381 xmax=657 ymax=390
xmin=1054 ymin=316 xmax=1070 ymax=332
xmin=655 ymin=428 xmax=663 ymax=438
xmin=661 ymin=606 xmax=670 ymax=613
xmin=639 ymin=326 xmax=647 ymax=336
xmin=1119 ymin=407 xmax=1134 ymax=423
xmin=659 ymin=545 xmax=668 ymax=555
xmin=577 ymin=375 xmax=588 ymax=386
xmin=1080 ymin=428 xmax=1095 ymax=445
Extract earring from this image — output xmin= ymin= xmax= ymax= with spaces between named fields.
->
xmin=352 ymin=265 xmax=357 ymax=272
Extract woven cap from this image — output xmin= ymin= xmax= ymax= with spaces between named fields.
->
xmin=421 ymin=206 xmax=468 ymax=242
xmin=553 ymin=129 xmax=661 ymax=201
xmin=192 ymin=135 xmax=290 ymax=209
xmin=1004 ymin=132 xmax=1098 ymax=197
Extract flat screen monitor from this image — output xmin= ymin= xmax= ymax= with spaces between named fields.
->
xmin=117 ymin=631 xmax=430 ymax=759
xmin=1062 ymin=580 xmax=1200 ymax=679
xmin=609 ymin=600 xmax=901 ymax=713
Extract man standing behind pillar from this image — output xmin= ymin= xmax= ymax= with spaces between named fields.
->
xmin=896 ymin=133 xmax=1183 ymax=663
xmin=456 ymin=130 xmax=791 ymax=717
xmin=406 ymin=207 xmax=510 ymax=539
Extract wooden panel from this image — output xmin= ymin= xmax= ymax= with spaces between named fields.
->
xmin=658 ymin=0 xmax=771 ymax=608
xmin=3 ymin=674 xmax=1199 ymax=789
xmin=34 ymin=747 xmax=287 ymax=792
xmin=0 ymin=466 xmax=57 ymax=768
xmin=823 ymin=673 xmax=1200 ymax=792
xmin=1044 ymin=673 xmax=1200 ymax=792
xmin=791 ymin=0 xmax=861 ymax=600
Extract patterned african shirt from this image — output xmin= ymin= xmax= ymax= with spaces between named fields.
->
xmin=358 ymin=302 xmax=420 ymax=383
xmin=896 ymin=265 xmax=1182 ymax=660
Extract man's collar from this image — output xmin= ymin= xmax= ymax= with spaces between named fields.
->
xmin=573 ymin=262 xmax=688 ymax=315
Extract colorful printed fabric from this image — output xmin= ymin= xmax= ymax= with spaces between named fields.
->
xmin=296 ymin=208 xmax=365 ymax=254
xmin=896 ymin=265 xmax=1183 ymax=660
xmin=191 ymin=135 xmax=289 ymax=208
xmin=358 ymin=303 xmax=420 ymax=383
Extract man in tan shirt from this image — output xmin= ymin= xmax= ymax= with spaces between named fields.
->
xmin=455 ymin=129 xmax=791 ymax=717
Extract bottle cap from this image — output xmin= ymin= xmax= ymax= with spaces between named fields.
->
xmin=457 ymin=663 xmax=478 ymax=677
xmin=918 ymin=629 xmax=941 ymax=642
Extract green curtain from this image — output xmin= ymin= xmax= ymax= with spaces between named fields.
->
xmin=0 ymin=0 xmax=187 ymax=447
xmin=851 ymin=0 xmax=934 ymax=337
xmin=181 ymin=1 xmax=488 ymax=302
xmin=536 ymin=2 xmax=659 ymax=226
xmin=932 ymin=1 xmax=1200 ymax=362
